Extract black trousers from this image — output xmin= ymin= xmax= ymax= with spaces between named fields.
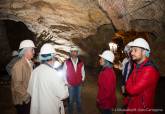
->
xmin=15 ymin=102 xmax=30 ymax=114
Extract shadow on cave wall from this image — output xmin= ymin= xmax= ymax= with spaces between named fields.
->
xmin=72 ymin=24 xmax=115 ymax=67
xmin=0 ymin=20 xmax=36 ymax=74
xmin=4 ymin=20 xmax=36 ymax=51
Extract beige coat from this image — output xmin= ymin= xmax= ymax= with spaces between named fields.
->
xmin=11 ymin=57 xmax=32 ymax=105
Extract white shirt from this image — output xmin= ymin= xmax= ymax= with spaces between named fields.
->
xmin=121 ymin=58 xmax=129 ymax=75
xmin=63 ymin=58 xmax=85 ymax=84
xmin=27 ymin=64 xmax=69 ymax=114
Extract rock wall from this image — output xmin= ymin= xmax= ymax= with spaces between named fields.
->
xmin=73 ymin=24 xmax=115 ymax=66
xmin=98 ymin=0 xmax=165 ymax=34
xmin=0 ymin=0 xmax=165 ymax=75
xmin=98 ymin=0 xmax=165 ymax=76
xmin=0 ymin=21 xmax=11 ymax=68
xmin=0 ymin=0 xmax=110 ymax=62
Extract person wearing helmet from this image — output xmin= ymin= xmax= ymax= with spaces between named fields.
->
xmin=97 ymin=50 xmax=117 ymax=114
xmin=11 ymin=40 xmax=35 ymax=114
xmin=6 ymin=50 xmax=20 ymax=77
xmin=63 ymin=46 xmax=85 ymax=114
xmin=27 ymin=43 xmax=69 ymax=114
xmin=120 ymin=42 xmax=134 ymax=96
xmin=125 ymin=38 xmax=160 ymax=114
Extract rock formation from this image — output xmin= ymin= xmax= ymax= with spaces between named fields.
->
xmin=0 ymin=0 xmax=165 ymax=75
xmin=0 ymin=0 xmax=110 ymax=62
xmin=98 ymin=0 xmax=165 ymax=75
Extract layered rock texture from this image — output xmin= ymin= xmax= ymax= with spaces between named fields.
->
xmin=0 ymin=0 xmax=165 ymax=75
xmin=0 ymin=0 xmax=110 ymax=62
xmin=98 ymin=0 xmax=165 ymax=75
xmin=98 ymin=0 xmax=165 ymax=34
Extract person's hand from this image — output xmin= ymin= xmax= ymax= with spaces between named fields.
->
xmin=118 ymin=61 xmax=123 ymax=69
xmin=66 ymin=83 xmax=72 ymax=88
xmin=121 ymin=86 xmax=125 ymax=94
xmin=23 ymin=94 xmax=31 ymax=104
xmin=114 ymin=64 xmax=119 ymax=69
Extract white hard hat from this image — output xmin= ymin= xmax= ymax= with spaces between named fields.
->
xmin=124 ymin=41 xmax=133 ymax=52
xmin=19 ymin=40 xmax=35 ymax=49
xmin=99 ymin=50 xmax=115 ymax=63
xmin=12 ymin=50 xmax=18 ymax=56
xmin=131 ymin=38 xmax=150 ymax=51
xmin=127 ymin=41 xmax=134 ymax=47
xmin=39 ymin=43 xmax=55 ymax=55
xmin=70 ymin=46 xmax=79 ymax=52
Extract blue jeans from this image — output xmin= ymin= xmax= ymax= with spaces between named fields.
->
xmin=68 ymin=85 xmax=81 ymax=114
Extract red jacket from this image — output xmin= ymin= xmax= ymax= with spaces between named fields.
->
xmin=97 ymin=67 xmax=117 ymax=109
xmin=66 ymin=59 xmax=83 ymax=86
xmin=126 ymin=59 xmax=159 ymax=114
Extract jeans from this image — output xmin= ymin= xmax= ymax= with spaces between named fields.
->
xmin=68 ymin=85 xmax=81 ymax=114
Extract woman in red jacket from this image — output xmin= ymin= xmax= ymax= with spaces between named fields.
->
xmin=97 ymin=50 xmax=117 ymax=114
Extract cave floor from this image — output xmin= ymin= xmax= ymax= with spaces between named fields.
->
xmin=0 ymin=69 xmax=164 ymax=114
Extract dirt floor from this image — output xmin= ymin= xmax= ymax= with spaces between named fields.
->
xmin=0 ymin=68 xmax=164 ymax=114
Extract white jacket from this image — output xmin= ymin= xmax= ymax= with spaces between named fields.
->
xmin=27 ymin=64 xmax=69 ymax=114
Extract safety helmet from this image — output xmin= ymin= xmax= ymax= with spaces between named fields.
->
xmin=99 ymin=50 xmax=115 ymax=63
xmin=39 ymin=43 xmax=55 ymax=55
xmin=130 ymin=38 xmax=150 ymax=51
xmin=127 ymin=41 xmax=134 ymax=47
xmin=19 ymin=40 xmax=35 ymax=49
xmin=70 ymin=46 xmax=79 ymax=52
xmin=124 ymin=41 xmax=133 ymax=52
xmin=12 ymin=50 xmax=18 ymax=56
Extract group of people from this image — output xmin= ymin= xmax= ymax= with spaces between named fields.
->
xmin=93 ymin=38 xmax=159 ymax=114
xmin=7 ymin=40 xmax=85 ymax=114
xmin=6 ymin=37 xmax=159 ymax=114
